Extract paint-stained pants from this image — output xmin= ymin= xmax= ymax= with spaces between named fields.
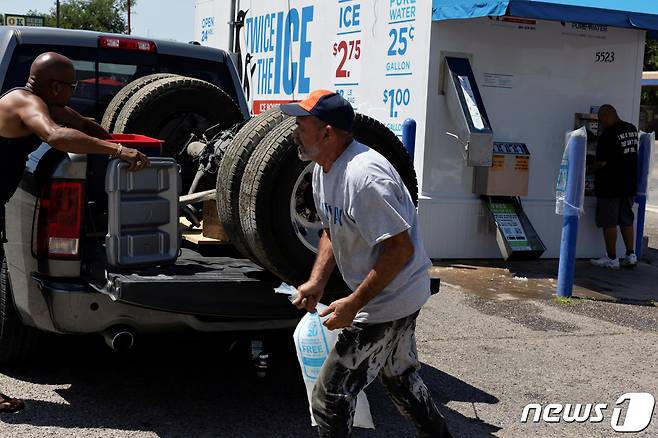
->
xmin=311 ymin=311 xmax=452 ymax=438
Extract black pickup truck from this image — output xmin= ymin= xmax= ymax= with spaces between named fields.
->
xmin=0 ymin=26 xmax=304 ymax=364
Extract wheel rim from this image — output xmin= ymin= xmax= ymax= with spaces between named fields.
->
xmin=159 ymin=112 xmax=217 ymax=192
xmin=290 ymin=162 xmax=323 ymax=253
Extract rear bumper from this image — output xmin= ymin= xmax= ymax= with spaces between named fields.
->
xmin=32 ymin=275 xmax=301 ymax=334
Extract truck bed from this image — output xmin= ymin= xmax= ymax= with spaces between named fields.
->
xmin=103 ymin=248 xmax=302 ymax=319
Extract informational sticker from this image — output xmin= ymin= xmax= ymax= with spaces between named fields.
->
xmin=493 ymin=142 xmax=530 ymax=155
xmin=515 ymin=156 xmax=529 ymax=171
xmin=489 ymin=16 xmax=537 ymax=31
xmin=562 ymin=22 xmax=608 ymax=40
xmin=483 ymin=72 xmax=514 ymax=89
xmin=491 ymin=155 xmax=505 ymax=170
xmin=458 ymin=75 xmax=485 ymax=130
xmin=490 ymin=203 xmax=531 ymax=250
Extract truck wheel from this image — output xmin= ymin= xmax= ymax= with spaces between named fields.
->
xmin=101 ymin=73 xmax=177 ymax=133
xmin=239 ymin=114 xmax=418 ymax=285
xmin=0 ymin=257 xmax=36 ymax=365
xmin=114 ymin=76 xmax=245 ymax=193
xmin=216 ymin=107 xmax=289 ymax=258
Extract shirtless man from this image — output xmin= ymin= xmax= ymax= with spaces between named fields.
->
xmin=0 ymin=52 xmax=149 ymax=413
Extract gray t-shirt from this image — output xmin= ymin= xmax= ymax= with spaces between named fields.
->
xmin=312 ymin=140 xmax=431 ymax=324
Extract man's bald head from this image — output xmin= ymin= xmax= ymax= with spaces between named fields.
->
xmin=26 ymin=52 xmax=76 ymax=106
xmin=598 ymin=104 xmax=620 ymax=130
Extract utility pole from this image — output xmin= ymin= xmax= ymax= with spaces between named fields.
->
xmin=127 ymin=0 xmax=131 ymax=34
xmin=56 ymin=0 xmax=60 ymax=27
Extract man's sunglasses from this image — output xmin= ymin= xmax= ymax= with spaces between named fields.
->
xmin=52 ymin=79 xmax=78 ymax=91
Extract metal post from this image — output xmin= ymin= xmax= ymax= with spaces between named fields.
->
xmin=635 ymin=132 xmax=652 ymax=259
xmin=127 ymin=0 xmax=131 ymax=35
xmin=228 ymin=0 xmax=237 ymax=53
xmin=402 ymin=118 xmax=417 ymax=161
xmin=556 ymin=130 xmax=587 ymax=298
xmin=56 ymin=0 xmax=60 ymax=28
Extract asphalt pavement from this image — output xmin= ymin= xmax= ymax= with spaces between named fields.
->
xmin=0 ymin=215 xmax=656 ymax=437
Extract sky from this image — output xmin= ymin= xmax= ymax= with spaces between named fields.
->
xmin=1 ymin=0 xmax=195 ymax=43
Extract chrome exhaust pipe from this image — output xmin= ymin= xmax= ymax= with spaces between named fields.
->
xmin=103 ymin=327 xmax=135 ymax=352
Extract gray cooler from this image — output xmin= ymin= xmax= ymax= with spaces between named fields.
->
xmin=105 ymin=158 xmax=181 ymax=267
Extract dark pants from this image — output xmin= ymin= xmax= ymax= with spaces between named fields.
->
xmin=595 ymin=196 xmax=635 ymax=228
xmin=311 ymin=311 xmax=452 ymax=438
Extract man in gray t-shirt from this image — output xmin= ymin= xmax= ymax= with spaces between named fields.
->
xmin=283 ymin=90 xmax=451 ymax=438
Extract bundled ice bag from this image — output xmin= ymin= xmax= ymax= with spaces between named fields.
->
xmin=275 ymin=283 xmax=374 ymax=429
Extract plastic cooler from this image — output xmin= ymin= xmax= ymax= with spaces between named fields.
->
xmin=108 ymin=134 xmax=163 ymax=156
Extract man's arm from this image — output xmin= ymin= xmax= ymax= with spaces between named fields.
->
xmin=588 ymin=133 xmax=610 ymax=174
xmin=319 ymin=229 xmax=414 ymax=330
xmin=293 ymin=228 xmax=336 ymax=312
xmin=16 ymin=94 xmax=148 ymax=171
xmin=50 ymin=105 xmax=112 ymax=139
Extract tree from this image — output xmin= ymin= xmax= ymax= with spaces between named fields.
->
xmin=643 ymin=37 xmax=658 ymax=105
xmin=27 ymin=0 xmax=136 ymax=34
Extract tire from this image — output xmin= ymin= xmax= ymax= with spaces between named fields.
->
xmin=0 ymin=256 xmax=36 ymax=365
xmin=101 ymin=73 xmax=178 ymax=133
xmin=114 ymin=76 xmax=245 ymax=193
xmin=216 ymin=107 xmax=289 ymax=258
xmin=239 ymin=114 xmax=418 ymax=285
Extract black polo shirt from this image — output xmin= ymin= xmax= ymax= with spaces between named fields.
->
xmin=595 ymin=121 xmax=638 ymax=197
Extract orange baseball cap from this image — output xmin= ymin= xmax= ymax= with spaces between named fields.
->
xmin=280 ymin=89 xmax=355 ymax=132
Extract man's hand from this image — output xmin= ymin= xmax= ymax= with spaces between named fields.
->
xmin=319 ymin=296 xmax=361 ymax=330
xmin=119 ymin=146 xmax=150 ymax=172
xmin=292 ymin=281 xmax=325 ymax=313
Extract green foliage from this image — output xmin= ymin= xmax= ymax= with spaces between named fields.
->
xmin=645 ymin=37 xmax=658 ymax=71
xmin=553 ymin=296 xmax=576 ymax=305
xmin=643 ymin=37 xmax=658 ymax=105
xmin=27 ymin=0 xmax=136 ymax=34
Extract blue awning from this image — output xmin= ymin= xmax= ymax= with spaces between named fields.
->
xmin=432 ymin=1 xmax=658 ymax=33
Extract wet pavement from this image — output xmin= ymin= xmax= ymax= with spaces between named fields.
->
xmin=430 ymin=208 xmax=658 ymax=306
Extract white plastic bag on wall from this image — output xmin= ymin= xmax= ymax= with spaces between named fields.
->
xmin=556 ymin=126 xmax=587 ymax=216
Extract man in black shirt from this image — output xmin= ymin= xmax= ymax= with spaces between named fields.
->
xmin=0 ymin=52 xmax=149 ymax=413
xmin=589 ymin=105 xmax=638 ymax=269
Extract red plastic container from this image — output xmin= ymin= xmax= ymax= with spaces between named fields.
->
xmin=108 ymin=134 xmax=163 ymax=156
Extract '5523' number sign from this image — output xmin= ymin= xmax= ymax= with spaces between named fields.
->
xmin=595 ymin=51 xmax=615 ymax=63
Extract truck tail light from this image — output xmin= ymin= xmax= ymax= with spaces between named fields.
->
xmin=99 ymin=36 xmax=156 ymax=53
xmin=34 ymin=181 xmax=84 ymax=259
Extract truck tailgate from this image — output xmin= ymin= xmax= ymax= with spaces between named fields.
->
xmin=102 ymin=254 xmax=302 ymax=319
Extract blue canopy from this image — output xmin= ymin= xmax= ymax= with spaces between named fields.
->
xmin=432 ymin=1 xmax=658 ymax=33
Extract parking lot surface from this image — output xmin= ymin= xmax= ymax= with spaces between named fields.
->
xmin=0 ymin=214 xmax=656 ymax=438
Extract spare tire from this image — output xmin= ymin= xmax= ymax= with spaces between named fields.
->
xmin=101 ymin=73 xmax=177 ymax=133
xmin=114 ymin=76 xmax=244 ymax=192
xmin=215 ymin=107 xmax=289 ymax=258
xmin=239 ymin=114 xmax=418 ymax=285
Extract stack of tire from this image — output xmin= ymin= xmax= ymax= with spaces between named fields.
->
xmin=103 ymin=75 xmax=418 ymax=288
xmin=216 ymin=107 xmax=419 ymax=288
